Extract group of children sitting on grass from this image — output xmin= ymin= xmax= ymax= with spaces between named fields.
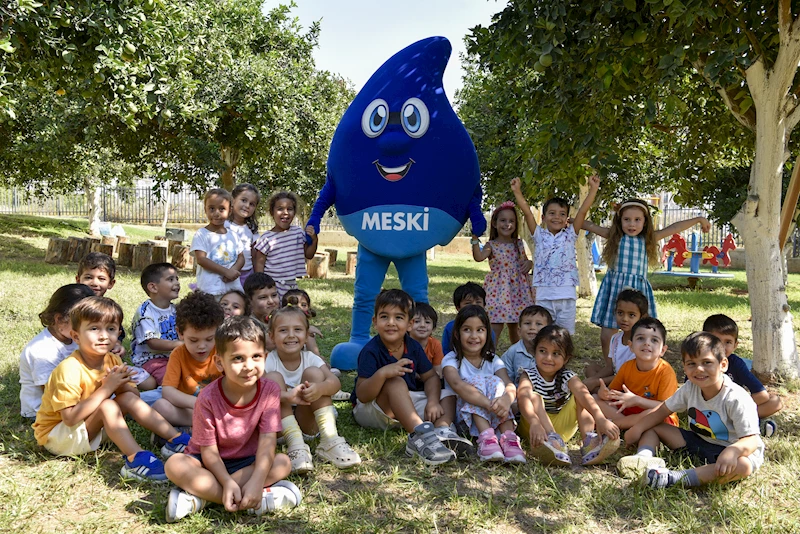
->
xmin=17 ymin=173 xmax=785 ymax=522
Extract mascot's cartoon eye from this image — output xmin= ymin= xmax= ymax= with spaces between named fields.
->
xmin=361 ymin=99 xmax=389 ymax=138
xmin=401 ymin=98 xmax=429 ymax=138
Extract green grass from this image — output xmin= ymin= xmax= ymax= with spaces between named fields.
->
xmin=1 ymin=213 xmax=798 ymax=533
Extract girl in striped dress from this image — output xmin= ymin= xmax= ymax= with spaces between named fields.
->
xmin=252 ymin=192 xmax=319 ymax=299
xmin=584 ymin=199 xmax=709 ymax=357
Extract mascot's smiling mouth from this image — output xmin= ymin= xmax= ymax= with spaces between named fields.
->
xmin=373 ymin=159 xmax=415 ymax=182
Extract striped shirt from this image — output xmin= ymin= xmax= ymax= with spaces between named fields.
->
xmin=253 ymin=225 xmax=307 ymax=282
xmin=521 ymin=365 xmax=576 ymax=414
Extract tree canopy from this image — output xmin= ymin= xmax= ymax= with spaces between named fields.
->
xmin=466 ymin=0 xmax=800 ymax=379
xmin=0 ymin=0 xmax=352 ymax=205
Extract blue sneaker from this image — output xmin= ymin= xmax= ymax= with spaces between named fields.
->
xmin=161 ymin=432 xmax=191 ymax=458
xmin=120 ymin=451 xmax=167 ymax=482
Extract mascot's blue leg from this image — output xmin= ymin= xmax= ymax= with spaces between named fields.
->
xmin=330 ymin=245 xmax=390 ymax=371
xmin=395 ymin=253 xmax=429 ymax=304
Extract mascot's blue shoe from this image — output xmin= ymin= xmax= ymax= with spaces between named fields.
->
xmin=330 ymin=341 xmax=366 ymax=371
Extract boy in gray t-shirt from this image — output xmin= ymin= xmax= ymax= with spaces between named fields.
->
xmin=616 ymin=332 xmax=764 ymax=488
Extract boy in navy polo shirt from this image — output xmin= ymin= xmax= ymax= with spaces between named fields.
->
xmin=351 ymin=289 xmax=455 ymax=465
xmin=703 ymin=314 xmax=783 ymax=436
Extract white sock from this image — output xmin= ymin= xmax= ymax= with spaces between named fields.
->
xmin=636 ymin=447 xmax=655 ymax=458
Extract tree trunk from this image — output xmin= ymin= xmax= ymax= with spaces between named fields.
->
xmin=161 ymin=190 xmax=171 ymax=230
xmin=220 ymin=145 xmax=241 ymax=191
xmin=733 ymin=58 xmax=799 ymax=382
xmin=85 ymin=177 xmax=102 ymax=237
xmin=574 ymin=182 xmax=597 ymax=298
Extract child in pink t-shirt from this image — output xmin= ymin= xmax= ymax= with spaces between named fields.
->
xmin=164 ymin=316 xmax=302 ymax=523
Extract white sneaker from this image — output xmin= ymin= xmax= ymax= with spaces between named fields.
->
xmin=288 ymin=443 xmax=314 ymax=474
xmin=166 ymin=488 xmax=206 ymax=523
xmin=617 ymin=454 xmax=665 ymax=479
xmin=434 ymin=425 xmax=475 ymax=457
xmin=248 ymin=480 xmax=302 ymax=515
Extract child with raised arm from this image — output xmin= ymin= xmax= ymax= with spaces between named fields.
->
xmin=582 ymin=197 xmax=710 ymax=357
xmin=19 ymin=284 xmax=94 ymax=419
xmin=471 ymin=201 xmax=534 ymax=343
xmin=511 ymin=174 xmax=599 ymax=334
xmin=584 ymin=289 xmax=649 ymax=393
xmin=352 ymin=289 xmax=456 ymax=465
xmin=226 ymin=183 xmax=261 ymax=287
xmin=152 ymin=291 xmax=226 ymax=427
xmin=442 ymin=305 xmax=525 ymax=463
xmin=191 ymin=188 xmax=246 ymax=297
xmin=130 ymin=263 xmax=182 ymax=387
xmin=264 ymin=305 xmax=360 ymax=473
xmin=516 ymin=325 xmax=620 ymax=466
xmin=595 ymin=317 xmax=679 ymax=429
xmin=703 ymin=314 xmax=783 ymax=437
xmin=618 ymin=332 xmax=764 ymax=487
xmin=501 ymin=305 xmax=553 ymax=386
xmin=253 ymin=191 xmax=318 ymax=299
xmin=33 ymin=297 xmax=190 ymax=482
xmin=164 ymin=316 xmax=300 ymax=522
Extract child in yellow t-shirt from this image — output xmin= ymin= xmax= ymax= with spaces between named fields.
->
xmin=33 ymin=297 xmax=190 ymax=482
xmin=153 ymin=291 xmax=226 ymax=427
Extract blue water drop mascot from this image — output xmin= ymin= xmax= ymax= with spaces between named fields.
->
xmin=306 ymin=36 xmax=486 ymax=370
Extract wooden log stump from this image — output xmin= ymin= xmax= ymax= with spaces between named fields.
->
xmin=101 ymin=235 xmax=118 ymax=254
xmin=90 ymin=243 xmax=114 ymax=257
xmin=307 ymin=252 xmax=329 ymax=279
xmin=154 ymin=235 xmax=166 ymax=241
xmin=345 ymin=251 xmax=358 ymax=275
xmin=45 ymin=238 xmax=70 ymax=264
xmin=118 ymin=242 xmax=135 ymax=267
xmin=70 ymin=238 xmax=91 ymax=263
xmin=132 ymin=244 xmax=154 ymax=271
xmin=168 ymin=239 xmax=182 ymax=253
xmin=172 ymin=245 xmax=191 ymax=269
xmin=87 ymin=236 xmax=101 ymax=245
xmin=324 ymin=248 xmax=338 ymax=267
xmin=117 ymin=236 xmax=129 ymax=246
xmin=152 ymin=244 xmax=168 ymax=264
xmin=67 ymin=237 xmax=83 ymax=263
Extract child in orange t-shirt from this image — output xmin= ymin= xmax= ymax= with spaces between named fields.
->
xmin=409 ymin=303 xmax=444 ymax=377
xmin=152 ymin=291 xmax=226 ymax=427
xmin=596 ymin=317 xmax=678 ymax=429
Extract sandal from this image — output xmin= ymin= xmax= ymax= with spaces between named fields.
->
xmin=332 ymin=390 xmax=351 ymax=402
xmin=316 ymin=436 xmax=361 ymax=469
xmin=581 ymin=434 xmax=620 ymax=466
xmin=530 ymin=439 xmax=571 ymax=466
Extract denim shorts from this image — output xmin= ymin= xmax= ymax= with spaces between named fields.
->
xmin=189 ymin=454 xmax=256 ymax=474
xmin=678 ymin=429 xmax=726 ymax=464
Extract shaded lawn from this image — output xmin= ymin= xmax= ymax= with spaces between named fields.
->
xmin=0 ymin=214 xmax=798 ymax=533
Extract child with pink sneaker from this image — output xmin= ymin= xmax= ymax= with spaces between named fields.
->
xmin=441 ymin=305 xmax=525 ymax=463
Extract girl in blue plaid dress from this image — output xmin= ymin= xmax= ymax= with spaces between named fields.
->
xmin=583 ymin=199 xmax=710 ymax=357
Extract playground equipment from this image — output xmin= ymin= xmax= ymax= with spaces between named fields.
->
xmin=655 ymin=232 xmax=736 ymax=289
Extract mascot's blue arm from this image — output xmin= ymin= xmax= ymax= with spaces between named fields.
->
xmin=306 ymin=178 xmax=336 ymax=236
xmin=468 ymin=184 xmax=487 ymax=236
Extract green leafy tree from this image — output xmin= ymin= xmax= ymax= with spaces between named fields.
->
xmin=467 ymin=0 xmax=800 ymax=380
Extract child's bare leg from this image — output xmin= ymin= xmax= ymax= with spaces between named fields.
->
xmin=585 ymin=363 xmax=604 ymax=378
xmin=472 ymin=414 xmax=491 ymax=433
xmin=294 ymin=367 xmax=332 ymax=434
xmin=507 ymin=323 xmax=519 ymax=344
xmin=600 ymin=327 xmax=615 ymax=360
xmin=165 ymin=453 xmax=292 ymax=503
xmin=757 ymin=394 xmax=783 ymax=419
xmin=576 ymin=402 xmax=595 ymax=440
xmin=434 ymin=396 xmax=456 ymax=428
xmin=491 ymin=323 xmax=504 ymax=344
xmin=115 ymin=391 xmax=179 ymax=441
xmin=375 ymin=377 xmax=423 ymax=432
xmin=498 ymin=419 xmax=515 ymax=433
xmin=152 ymin=398 xmax=194 ymax=427
xmin=83 ymin=398 xmax=142 ymax=457
xmin=694 ymin=457 xmax=753 ymax=485
xmin=137 ymin=376 xmax=157 ymax=391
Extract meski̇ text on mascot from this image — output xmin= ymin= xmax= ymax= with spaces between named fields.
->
xmin=307 ymin=36 xmax=486 ymax=369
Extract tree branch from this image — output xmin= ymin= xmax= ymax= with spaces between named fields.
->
xmin=720 ymin=0 xmax=766 ymax=63
xmin=779 ymin=0 xmax=792 ymax=32
xmin=692 ymin=59 xmax=756 ymax=131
